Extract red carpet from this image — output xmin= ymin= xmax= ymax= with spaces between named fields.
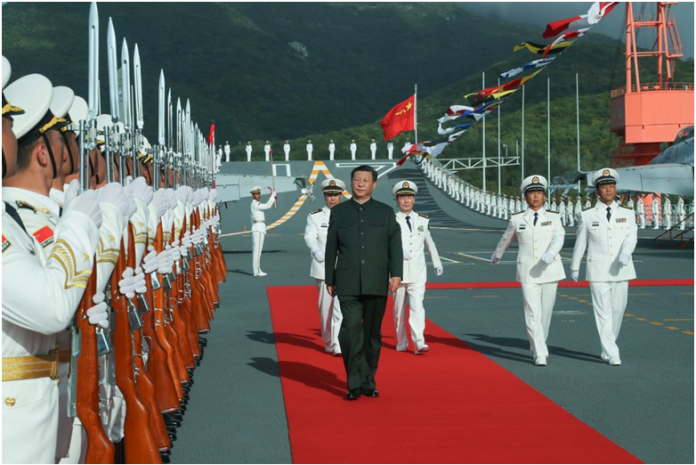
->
xmin=268 ymin=286 xmax=642 ymax=464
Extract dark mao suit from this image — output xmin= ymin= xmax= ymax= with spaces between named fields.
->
xmin=325 ymin=197 xmax=403 ymax=391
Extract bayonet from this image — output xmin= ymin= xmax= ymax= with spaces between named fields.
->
xmin=106 ymin=18 xmax=120 ymax=122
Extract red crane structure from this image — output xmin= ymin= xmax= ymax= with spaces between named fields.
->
xmin=609 ymin=2 xmax=694 ymax=167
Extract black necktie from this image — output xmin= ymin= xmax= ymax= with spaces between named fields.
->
xmin=533 ymin=212 xmax=538 ymax=226
xmin=606 ymin=207 xmax=612 ymax=222
xmin=405 ymin=215 xmax=412 ymax=232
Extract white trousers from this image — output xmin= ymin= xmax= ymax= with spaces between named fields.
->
xmin=638 ymin=213 xmax=646 ymax=229
xmin=285 ymin=151 xmax=290 ymax=161
xmin=246 ymin=153 xmax=251 ymax=162
xmin=350 ymin=150 xmax=356 ymax=160
xmin=520 ymin=282 xmax=558 ymax=358
xmin=589 ymin=281 xmax=629 ymax=360
xmin=316 ymin=279 xmax=342 ymax=350
xmin=329 ymin=150 xmax=335 ymax=160
xmin=392 ymin=282 xmax=427 ymax=349
xmin=252 ymin=231 xmax=266 ymax=275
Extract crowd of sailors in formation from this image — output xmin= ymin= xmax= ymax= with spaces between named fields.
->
xmin=420 ymin=158 xmax=695 ymax=231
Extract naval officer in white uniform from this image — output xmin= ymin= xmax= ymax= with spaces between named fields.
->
xmin=571 ymin=168 xmax=637 ymax=366
xmin=304 ymin=179 xmax=346 ymax=356
xmin=492 ymin=175 xmax=566 ymax=366
xmin=250 ymin=186 xmax=277 ymax=276
xmin=391 ymin=181 xmax=443 ymax=354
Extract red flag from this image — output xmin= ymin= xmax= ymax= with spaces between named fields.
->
xmin=208 ymin=123 xmax=216 ymax=144
xmin=380 ymin=95 xmax=415 ymax=141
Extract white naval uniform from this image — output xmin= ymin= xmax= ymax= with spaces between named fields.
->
xmin=284 ymin=143 xmax=291 ymax=161
xmin=306 ymin=143 xmax=313 ymax=161
xmin=264 ymin=144 xmax=271 ymax=162
xmin=636 ymin=198 xmax=645 ymax=228
xmin=663 ymin=198 xmax=672 ymax=229
xmin=392 ymin=211 xmax=442 ymax=351
xmin=246 ymin=144 xmax=252 ymax=162
xmin=328 ymin=143 xmax=335 ymax=160
xmin=387 ymin=142 xmax=393 ymax=159
xmin=349 ymin=142 xmax=357 ymax=160
xmin=370 ymin=142 xmax=377 ymax=160
xmin=493 ymin=208 xmax=566 ymax=359
xmin=677 ymin=197 xmax=686 ymax=230
xmin=251 ymin=194 xmax=275 ymax=275
xmin=652 ymin=198 xmax=660 ymax=229
xmin=571 ymin=202 xmax=637 ymax=362
xmin=566 ymin=199 xmax=575 ymax=227
xmin=303 ymin=206 xmax=343 ymax=352
xmin=2 ymin=202 xmax=99 ymax=464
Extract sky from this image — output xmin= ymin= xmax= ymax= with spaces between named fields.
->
xmin=461 ymin=2 xmax=694 ymax=59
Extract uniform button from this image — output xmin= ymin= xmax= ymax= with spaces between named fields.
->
xmin=361 ymin=260 xmax=365 ymax=264
xmin=5 ymin=397 xmax=15 ymax=407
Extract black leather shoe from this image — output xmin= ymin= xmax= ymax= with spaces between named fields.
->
xmin=362 ymin=389 xmax=379 ymax=398
xmin=345 ymin=388 xmax=362 ymax=400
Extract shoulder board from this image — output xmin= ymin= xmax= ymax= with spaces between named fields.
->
xmin=310 ymin=208 xmax=323 ymax=215
xmin=2 ymin=235 xmax=11 ymax=254
xmin=583 ymin=206 xmax=593 ymax=211
xmin=16 ymin=200 xmax=50 ymax=215
xmin=547 ymin=210 xmax=559 ymax=214
xmin=512 ymin=211 xmax=524 ymax=216
xmin=417 ymin=213 xmax=429 ymax=219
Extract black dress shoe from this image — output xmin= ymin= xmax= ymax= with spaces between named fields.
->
xmin=345 ymin=388 xmax=362 ymax=400
xmin=362 ymin=389 xmax=379 ymax=398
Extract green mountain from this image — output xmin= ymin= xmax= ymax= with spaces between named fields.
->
xmin=3 ymin=2 xmax=693 ymax=193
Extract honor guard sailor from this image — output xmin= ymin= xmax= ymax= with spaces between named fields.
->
xmin=571 ymin=168 xmax=638 ymax=366
xmin=391 ymin=180 xmax=443 ymax=354
xmin=491 ymin=175 xmax=566 ymax=366
xmin=1 ymin=63 xmax=106 ymax=464
xmin=304 ymin=178 xmax=345 ymax=356
xmin=245 ymin=141 xmax=253 ymax=162
xmin=250 ymin=185 xmax=277 ymax=276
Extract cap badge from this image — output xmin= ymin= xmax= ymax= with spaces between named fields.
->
xmin=403 ymin=182 xmax=409 ymax=188
xmin=603 ymin=169 xmax=610 ymax=176
xmin=329 ymin=180 xmax=336 ymax=186
xmin=532 ymin=176 xmax=539 ymax=183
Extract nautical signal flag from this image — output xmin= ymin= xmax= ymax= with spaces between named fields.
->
xmin=380 ymin=94 xmax=415 ymax=141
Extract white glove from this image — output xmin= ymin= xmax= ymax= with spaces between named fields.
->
xmin=170 ymin=239 xmax=181 ymax=262
xmin=87 ymin=292 xmax=109 ymax=329
xmin=434 ymin=266 xmax=443 ymax=276
xmin=176 ymin=186 xmax=192 ymax=205
xmin=313 ymin=249 xmax=325 ymax=263
xmin=209 ymin=189 xmax=218 ymax=202
xmin=64 ymin=189 xmax=102 ymax=229
xmin=133 ymin=267 xmax=147 ymax=294
xmin=541 ymin=253 xmax=555 ymax=265
xmin=149 ymin=190 xmax=169 ymax=221
xmin=157 ymin=246 xmax=173 ymax=274
xmin=142 ymin=245 xmax=158 ymax=274
xmin=619 ymin=253 xmax=631 ymax=266
xmin=62 ymin=179 xmax=80 ymax=213
xmin=119 ymin=267 xmax=138 ymax=299
xmin=491 ymin=253 xmax=500 ymax=265
xmin=165 ymin=189 xmax=178 ymax=209
xmin=403 ymin=249 xmax=411 ymax=261
xmin=571 ymin=270 xmax=579 ymax=282
xmin=181 ymin=231 xmax=193 ymax=249
xmin=129 ymin=176 xmax=154 ymax=205
xmin=97 ymin=182 xmax=130 ymax=220
xmin=268 ymin=187 xmax=277 ymax=199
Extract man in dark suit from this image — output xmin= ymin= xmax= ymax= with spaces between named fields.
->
xmin=325 ymin=165 xmax=403 ymax=400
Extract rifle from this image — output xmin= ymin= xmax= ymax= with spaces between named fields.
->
xmin=111 ymin=236 xmax=161 ymax=464
xmin=75 ymin=262 xmax=115 ymax=463
xmin=177 ymin=215 xmax=200 ymax=362
xmin=128 ymin=224 xmax=171 ymax=453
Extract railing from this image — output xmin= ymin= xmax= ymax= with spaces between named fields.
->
xmin=611 ymin=82 xmax=694 ymax=98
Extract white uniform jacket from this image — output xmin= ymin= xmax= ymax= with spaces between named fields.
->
xmin=251 ymin=196 xmax=275 ymax=233
xmin=571 ymin=202 xmax=637 ymax=282
xmin=493 ymin=208 xmax=566 ymax=284
xmin=396 ymin=211 xmax=442 ymax=284
xmin=304 ymin=206 xmax=331 ymax=280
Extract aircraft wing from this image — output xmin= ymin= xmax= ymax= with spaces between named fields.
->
xmin=613 ymin=163 xmax=694 ymax=196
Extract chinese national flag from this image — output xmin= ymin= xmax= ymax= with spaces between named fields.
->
xmin=208 ymin=123 xmax=216 ymax=144
xmin=380 ymin=94 xmax=415 ymax=141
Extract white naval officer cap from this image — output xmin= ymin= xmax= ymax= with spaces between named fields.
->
xmin=591 ymin=167 xmax=619 ymax=186
xmin=393 ymin=180 xmax=418 ymax=197
xmin=50 ymin=86 xmax=74 ymax=129
xmin=320 ymin=178 xmax=345 ymax=194
xmin=250 ymin=186 xmax=262 ymax=194
xmin=4 ymin=74 xmax=63 ymax=144
xmin=66 ymin=96 xmax=88 ymax=133
xmin=2 ymin=56 xmax=24 ymax=116
xmin=520 ymin=175 xmax=548 ymax=194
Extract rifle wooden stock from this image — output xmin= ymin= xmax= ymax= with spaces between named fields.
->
xmin=178 ymin=216 xmax=200 ymax=361
xmin=76 ymin=262 xmax=115 ymax=464
xmin=111 ymin=237 xmax=162 ymax=464
xmin=152 ymin=225 xmax=185 ymax=401
xmin=165 ymin=224 xmax=191 ymax=383
xmin=215 ymin=205 xmax=229 ymax=281
xmin=128 ymin=225 xmax=171 ymax=452
xmin=144 ymin=223 xmax=181 ymax=412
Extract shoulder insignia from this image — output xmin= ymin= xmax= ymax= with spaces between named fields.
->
xmin=512 ymin=211 xmax=524 ymax=216
xmin=310 ymin=209 xmax=323 ymax=215
xmin=32 ymin=225 xmax=55 ymax=249
xmin=583 ymin=206 xmax=593 ymax=211
xmin=16 ymin=200 xmax=50 ymax=215
xmin=417 ymin=213 xmax=429 ymax=219
xmin=547 ymin=210 xmax=559 ymax=214
xmin=2 ymin=235 xmax=11 ymax=254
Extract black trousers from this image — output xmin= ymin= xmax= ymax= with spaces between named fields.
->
xmin=337 ymin=294 xmax=387 ymax=391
